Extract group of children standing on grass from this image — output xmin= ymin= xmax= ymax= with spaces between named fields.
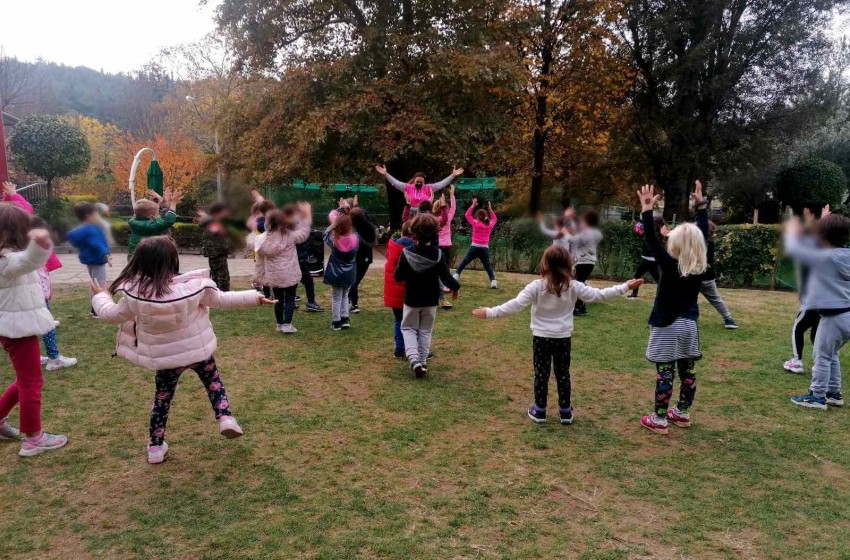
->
xmin=0 ymin=167 xmax=847 ymax=463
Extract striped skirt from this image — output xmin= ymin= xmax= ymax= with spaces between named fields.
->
xmin=646 ymin=318 xmax=702 ymax=363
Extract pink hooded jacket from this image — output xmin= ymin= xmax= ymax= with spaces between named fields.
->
xmin=254 ymin=219 xmax=311 ymax=288
xmin=92 ymin=269 xmax=261 ymax=371
xmin=437 ymin=192 xmax=456 ymax=247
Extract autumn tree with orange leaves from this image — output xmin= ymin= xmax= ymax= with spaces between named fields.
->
xmin=112 ymin=133 xmax=208 ymax=202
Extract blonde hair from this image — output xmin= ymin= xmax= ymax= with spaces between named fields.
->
xmin=134 ymin=199 xmax=159 ymax=219
xmin=666 ymin=223 xmax=707 ymax=277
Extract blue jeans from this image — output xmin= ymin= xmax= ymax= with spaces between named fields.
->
xmin=42 ymin=301 xmax=59 ymax=359
xmin=810 ymin=311 xmax=850 ymax=397
xmin=393 ymin=307 xmax=404 ymax=351
xmin=455 ymin=245 xmax=495 ymax=281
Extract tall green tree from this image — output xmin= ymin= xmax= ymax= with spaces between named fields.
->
xmin=620 ymin=0 xmax=849 ymax=219
xmin=9 ymin=114 xmax=90 ymax=198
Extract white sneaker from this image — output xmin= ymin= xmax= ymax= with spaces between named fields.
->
xmin=40 ymin=356 xmax=49 ymax=365
xmin=490 ymin=280 xmax=498 ymax=289
xmin=147 ymin=441 xmax=169 ymax=464
xmin=219 ymin=416 xmax=244 ymax=439
xmin=452 ymin=273 xmax=459 ymax=282
xmin=0 ymin=419 xmax=20 ymax=440
xmin=784 ymin=359 xmax=804 ymax=374
xmin=277 ymin=324 xmax=298 ymax=334
xmin=45 ymin=356 xmax=78 ymax=372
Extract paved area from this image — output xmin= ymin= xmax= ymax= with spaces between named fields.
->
xmin=51 ymin=252 xmax=387 ymax=284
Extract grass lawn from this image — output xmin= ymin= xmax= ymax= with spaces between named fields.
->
xmin=1 ymin=269 xmax=849 ymax=560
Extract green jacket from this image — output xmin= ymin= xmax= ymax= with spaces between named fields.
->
xmin=128 ymin=210 xmax=177 ymax=256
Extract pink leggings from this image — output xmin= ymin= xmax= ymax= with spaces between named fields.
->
xmin=0 ymin=336 xmax=43 ymax=434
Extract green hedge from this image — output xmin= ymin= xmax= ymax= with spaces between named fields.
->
xmin=450 ymin=217 xmax=782 ymax=289
xmin=110 ymin=221 xmax=245 ymax=252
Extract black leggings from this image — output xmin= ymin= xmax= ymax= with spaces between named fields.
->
xmin=532 ymin=336 xmax=572 ymax=410
xmin=272 ymin=286 xmax=297 ymax=324
xmin=349 ymin=253 xmax=372 ymax=306
xmin=574 ymin=263 xmax=595 ymax=313
xmin=298 ymin=260 xmax=316 ymax=303
xmin=791 ymin=309 xmax=821 ymax=360
xmin=631 ymin=258 xmax=660 ymax=296
xmin=150 ymin=356 xmax=231 ymax=446
xmin=456 ymin=246 xmax=495 ymax=281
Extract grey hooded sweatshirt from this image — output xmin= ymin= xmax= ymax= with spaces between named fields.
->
xmin=394 ymin=244 xmax=461 ymax=307
xmin=785 ymin=233 xmax=850 ymax=313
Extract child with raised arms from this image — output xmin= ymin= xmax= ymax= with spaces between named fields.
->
xmin=473 ymin=245 xmax=641 ymax=424
xmin=636 ymin=183 xmax=710 ymax=434
xmin=91 ymin=236 xmax=274 ymax=464
xmin=454 ymin=197 xmax=498 ymax=289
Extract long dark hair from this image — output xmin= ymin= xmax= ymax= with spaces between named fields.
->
xmin=0 ymin=203 xmax=32 ymax=254
xmin=539 ymin=245 xmax=574 ymax=296
xmin=110 ymin=236 xmax=180 ymax=298
xmin=475 ymin=208 xmax=490 ymax=225
xmin=350 ymin=207 xmax=377 ymax=244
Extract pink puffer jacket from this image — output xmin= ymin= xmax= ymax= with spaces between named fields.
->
xmin=92 ymin=269 xmax=261 ymax=371
xmin=254 ymin=219 xmax=311 ymax=288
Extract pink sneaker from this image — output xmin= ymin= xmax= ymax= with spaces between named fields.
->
xmin=147 ymin=442 xmax=169 ymax=464
xmin=18 ymin=432 xmax=68 ymax=457
xmin=219 ymin=416 xmax=243 ymax=439
xmin=640 ymin=414 xmax=669 ymax=434
xmin=666 ymin=407 xmax=691 ymax=428
xmin=0 ymin=419 xmax=20 ymax=440
xmin=783 ymin=359 xmax=804 ymax=374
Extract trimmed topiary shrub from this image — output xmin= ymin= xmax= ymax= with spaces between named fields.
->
xmin=714 ymin=224 xmax=780 ymax=287
xmin=777 ymin=157 xmax=847 ymax=212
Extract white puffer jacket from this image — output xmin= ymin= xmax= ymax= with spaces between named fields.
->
xmin=0 ymin=241 xmax=56 ymax=338
xmin=92 ymin=269 xmax=261 ymax=371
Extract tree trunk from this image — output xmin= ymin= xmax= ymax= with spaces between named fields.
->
xmin=660 ymin=177 xmax=689 ymax=223
xmin=529 ymin=0 xmax=553 ymax=216
xmin=46 ymin=178 xmax=53 ymax=200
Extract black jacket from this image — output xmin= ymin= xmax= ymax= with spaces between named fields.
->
xmin=643 ymin=209 xmax=709 ymax=327
xmin=394 ymin=244 xmax=460 ymax=307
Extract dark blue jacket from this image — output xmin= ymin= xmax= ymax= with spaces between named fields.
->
xmin=322 ymin=231 xmax=358 ymax=287
xmin=67 ymin=223 xmax=110 ymax=265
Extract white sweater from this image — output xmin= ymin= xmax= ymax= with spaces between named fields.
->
xmin=485 ymin=278 xmax=630 ymax=338
xmin=0 ymin=240 xmax=57 ymax=338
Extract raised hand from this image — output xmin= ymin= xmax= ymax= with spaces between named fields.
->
xmin=250 ymin=189 xmax=263 ymax=202
xmin=472 ymin=308 xmax=487 ymax=318
xmin=375 ymin=164 xmax=387 ymax=176
xmin=28 ymin=228 xmax=51 ymax=248
xmin=90 ymin=278 xmax=107 ymax=295
xmin=660 ymin=225 xmax=670 ymax=237
xmin=637 ymin=184 xmax=661 ymax=213
xmin=487 ymin=201 xmax=493 ymax=211
xmin=626 ymin=279 xmax=644 ymax=291
xmin=168 ymin=190 xmax=184 ymax=208
xmin=2 ymin=181 xmax=16 ymax=196
xmin=823 ymin=204 xmax=831 ymax=217
xmin=452 ymin=166 xmax=464 ymax=177
xmin=296 ymin=201 xmax=312 ymax=217
xmin=784 ymin=215 xmax=802 ymax=236
xmin=148 ymin=190 xmax=163 ymax=203
xmin=692 ymin=180 xmax=705 ymax=206
xmin=471 ymin=196 xmax=479 ymax=208
xmin=353 ymin=194 xmax=359 ymax=208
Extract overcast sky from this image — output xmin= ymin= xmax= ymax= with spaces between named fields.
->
xmin=2 ymin=0 xmax=221 ymax=74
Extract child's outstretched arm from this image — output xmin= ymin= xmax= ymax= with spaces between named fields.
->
xmin=574 ymin=279 xmax=642 ymax=303
xmin=201 ymin=287 xmax=274 ymax=310
xmin=91 ymin=281 xmax=135 ymax=324
xmin=637 ymin=185 xmax=675 ymax=267
xmin=784 ymin=215 xmax=833 ymax=267
xmin=488 ymin=201 xmax=497 ymax=227
xmin=290 ymin=202 xmax=313 ymax=245
xmin=465 ymin=198 xmax=477 ymax=225
xmin=692 ymin=180 xmax=710 ymax=240
xmin=473 ymin=282 xmax=539 ymax=319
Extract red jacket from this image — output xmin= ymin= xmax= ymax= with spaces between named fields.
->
xmin=384 ymin=237 xmax=414 ymax=308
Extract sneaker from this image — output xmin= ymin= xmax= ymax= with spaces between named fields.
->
xmin=573 ymin=308 xmax=587 ymax=317
xmin=219 ymin=416 xmax=244 ymax=439
xmin=0 ymin=420 xmax=20 ymax=440
xmin=559 ymin=407 xmax=573 ymax=425
xmin=147 ymin=442 xmax=169 ymax=465
xmin=394 ymin=348 xmax=406 ymax=359
xmin=45 ymin=356 xmax=77 ymax=372
xmin=427 ymin=351 xmax=435 ymax=360
xmin=341 ymin=317 xmax=351 ymax=329
xmin=724 ymin=318 xmax=740 ymax=330
xmin=790 ymin=392 xmax=828 ymax=410
xmin=452 ymin=273 xmax=459 ymax=282
xmin=350 ymin=304 xmax=360 ymax=314
xmin=411 ymin=362 xmax=426 ymax=378
xmin=826 ymin=392 xmax=844 ymax=407
xmin=439 ymin=299 xmax=453 ymax=309
xmin=19 ymin=432 xmax=68 ymax=457
xmin=490 ymin=280 xmax=498 ymax=289
xmin=666 ymin=407 xmax=691 ymax=428
xmin=626 ymin=294 xmax=639 ymax=300
xmin=784 ymin=359 xmax=804 ymax=374
xmin=40 ymin=356 xmax=49 ymax=365
xmin=527 ymin=405 xmax=547 ymax=424
xmin=277 ymin=324 xmax=298 ymax=334
xmin=332 ymin=321 xmax=342 ymax=331
xmin=305 ymin=302 xmax=325 ymax=312
xmin=421 ymin=363 xmax=429 ymax=375
xmin=294 ymin=295 xmax=303 ymax=302
xmin=640 ymin=414 xmax=669 ymax=434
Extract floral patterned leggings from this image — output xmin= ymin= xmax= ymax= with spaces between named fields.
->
xmin=150 ymin=356 xmax=232 ymax=446
xmin=654 ymin=360 xmax=697 ymax=416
